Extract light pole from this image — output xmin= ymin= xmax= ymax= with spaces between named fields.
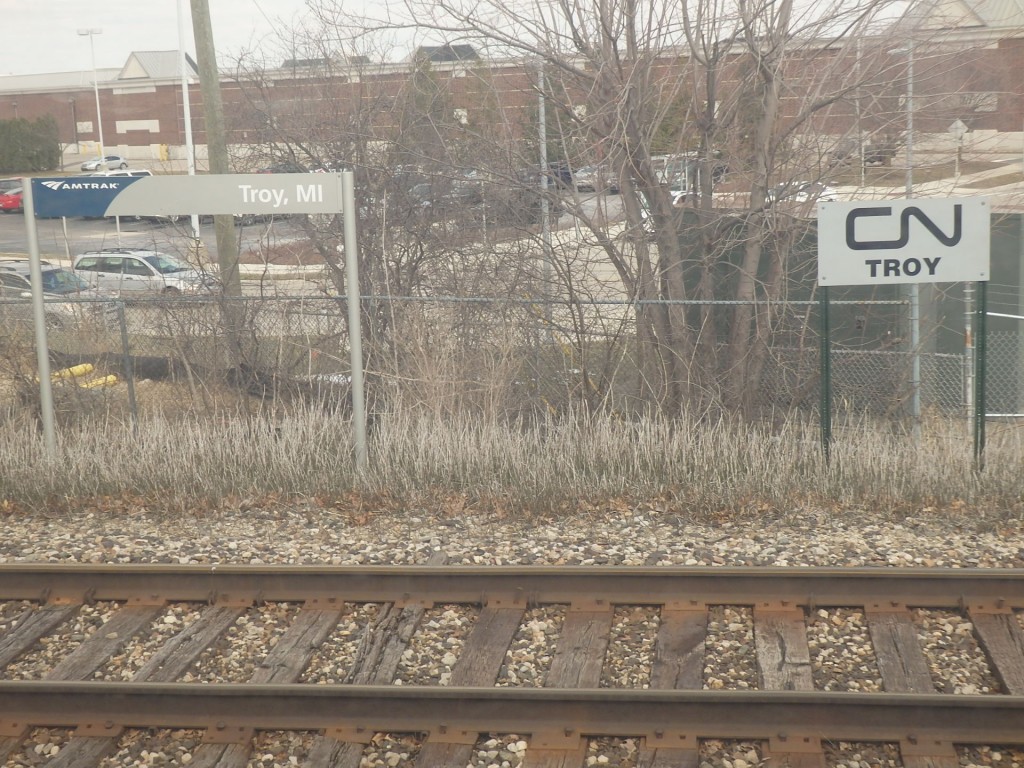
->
xmin=537 ymin=60 xmax=554 ymax=344
xmin=890 ymin=40 xmax=922 ymax=439
xmin=904 ymin=41 xmax=921 ymax=441
xmin=78 ymin=28 xmax=105 ymax=161
xmin=177 ymin=0 xmax=201 ymax=240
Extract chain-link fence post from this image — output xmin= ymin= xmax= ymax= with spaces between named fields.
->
xmin=115 ymin=299 xmax=138 ymax=431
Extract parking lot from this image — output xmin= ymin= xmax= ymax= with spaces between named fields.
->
xmin=0 ymin=211 xmax=325 ymax=297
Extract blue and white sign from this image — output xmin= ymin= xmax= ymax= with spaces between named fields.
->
xmin=32 ymin=176 xmax=145 ymax=218
xmin=817 ymin=197 xmax=989 ymax=286
xmin=32 ymin=173 xmax=343 ymax=219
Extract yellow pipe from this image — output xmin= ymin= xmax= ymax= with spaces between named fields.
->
xmin=52 ymin=363 xmax=94 ymax=380
xmin=79 ymin=375 xmax=118 ymax=389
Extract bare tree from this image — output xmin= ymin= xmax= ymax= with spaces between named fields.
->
xmin=343 ymin=0 xmax=916 ymax=415
xmin=218 ymin=0 xmax=987 ymax=419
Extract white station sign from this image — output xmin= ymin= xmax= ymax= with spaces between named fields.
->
xmin=103 ymin=173 xmax=343 ymax=217
xmin=817 ymin=197 xmax=989 ymax=286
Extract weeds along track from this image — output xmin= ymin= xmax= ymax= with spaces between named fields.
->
xmin=0 ymin=565 xmax=1022 ymax=767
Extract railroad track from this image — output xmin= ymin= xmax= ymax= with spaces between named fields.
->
xmin=0 ymin=564 xmax=1022 ymax=767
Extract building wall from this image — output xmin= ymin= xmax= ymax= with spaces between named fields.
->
xmin=4 ymin=36 xmax=1024 ymax=161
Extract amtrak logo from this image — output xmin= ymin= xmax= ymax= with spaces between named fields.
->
xmin=39 ymin=180 xmax=122 ymax=191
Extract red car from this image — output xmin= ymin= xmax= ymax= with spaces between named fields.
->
xmin=0 ymin=187 xmax=23 ymax=214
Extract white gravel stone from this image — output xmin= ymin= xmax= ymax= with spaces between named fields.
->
xmin=395 ymin=604 xmax=478 ymax=685
xmin=184 ymin=603 xmax=301 ymax=683
xmin=0 ymin=508 xmax=1018 ymax=571
xmin=495 ymin=606 xmax=565 ymax=687
xmin=699 ymin=739 xmax=764 ymax=768
xmin=0 ymin=601 xmax=33 ymax=633
xmin=808 ymin=609 xmax=882 ymax=692
xmin=98 ymin=604 xmax=203 ymax=681
xmin=600 ymin=607 xmax=659 ymax=688
xmin=913 ymin=609 xmax=1001 ymax=694
xmin=469 ymin=734 xmax=527 ymax=768
xmin=3 ymin=727 xmax=71 ymax=767
xmin=703 ymin=607 xmax=757 ymax=690
xmin=3 ymin=602 xmax=119 ymax=680
xmin=96 ymin=728 xmax=203 ymax=767
xmin=358 ymin=733 xmax=420 ymax=767
xmin=957 ymin=744 xmax=1024 ymax=767
xmin=822 ymin=741 xmax=903 ymax=767
xmin=245 ymin=730 xmax=317 ymax=767
xmin=301 ymin=602 xmax=380 ymax=684
xmin=586 ymin=737 xmax=640 ymax=766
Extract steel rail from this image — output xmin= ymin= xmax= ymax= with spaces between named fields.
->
xmin=0 ymin=564 xmax=1022 ymax=609
xmin=0 ymin=684 xmax=1022 ymax=745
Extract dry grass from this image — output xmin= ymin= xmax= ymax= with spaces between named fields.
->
xmin=0 ymin=407 xmax=1020 ymax=518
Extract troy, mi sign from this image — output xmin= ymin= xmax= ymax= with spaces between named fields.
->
xmin=817 ymin=197 xmax=989 ymax=286
xmin=31 ymin=173 xmax=343 ymax=219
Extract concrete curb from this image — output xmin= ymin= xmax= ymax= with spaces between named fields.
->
xmin=237 ymin=264 xmax=326 ymax=281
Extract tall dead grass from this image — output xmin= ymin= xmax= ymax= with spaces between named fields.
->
xmin=0 ymin=408 xmax=1021 ymax=517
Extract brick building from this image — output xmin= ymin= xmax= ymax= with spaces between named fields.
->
xmin=1 ymin=0 xmax=1023 ymax=167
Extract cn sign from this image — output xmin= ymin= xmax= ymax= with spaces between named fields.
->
xmin=817 ymin=197 xmax=989 ymax=286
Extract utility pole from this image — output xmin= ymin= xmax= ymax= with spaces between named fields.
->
xmin=178 ymin=0 xmax=201 ymax=243
xmin=538 ymin=62 xmax=554 ymax=344
xmin=189 ymin=0 xmax=241 ymax=296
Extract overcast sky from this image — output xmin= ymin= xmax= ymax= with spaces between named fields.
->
xmin=0 ymin=0 xmax=319 ymax=76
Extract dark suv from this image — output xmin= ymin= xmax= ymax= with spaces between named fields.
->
xmin=0 ymin=258 xmax=112 ymax=329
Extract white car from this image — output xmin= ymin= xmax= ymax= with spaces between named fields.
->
xmin=81 ymin=155 xmax=129 ymax=172
xmin=574 ymin=164 xmax=619 ymax=194
xmin=767 ymin=181 xmax=838 ymax=204
xmin=88 ymin=169 xmax=152 ymax=178
xmin=72 ymin=249 xmax=219 ymax=296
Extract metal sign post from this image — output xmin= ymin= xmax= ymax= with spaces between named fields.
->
xmin=819 ymin=285 xmax=832 ymax=464
xmin=342 ymin=171 xmax=367 ymax=472
xmin=974 ymin=281 xmax=987 ymax=469
xmin=20 ymin=179 xmax=57 ymax=457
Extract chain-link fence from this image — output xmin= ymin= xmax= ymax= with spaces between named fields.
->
xmin=1 ymin=294 xmax=1013 ymax=430
xmin=988 ymin=330 xmax=1024 ymax=417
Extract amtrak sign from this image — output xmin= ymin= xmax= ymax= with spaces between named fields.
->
xmin=31 ymin=173 xmax=343 ymax=219
xmin=817 ymin=197 xmax=989 ymax=286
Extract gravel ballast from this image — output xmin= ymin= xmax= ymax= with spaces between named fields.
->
xmin=0 ymin=504 xmax=1022 ymax=767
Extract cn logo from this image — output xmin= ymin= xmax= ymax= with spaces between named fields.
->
xmin=845 ymin=205 xmax=962 ymax=251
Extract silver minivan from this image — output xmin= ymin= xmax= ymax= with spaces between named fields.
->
xmin=72 ymin=249 xmax=218 ymax=296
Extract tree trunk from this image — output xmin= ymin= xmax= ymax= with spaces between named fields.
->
xmin=725 ymin=0 xmax=793 ymax=414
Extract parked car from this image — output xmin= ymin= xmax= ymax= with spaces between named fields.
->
xmin=864 ymin=143 xmax=899 ymax=167
xmin=0 ymin=258 xmax=112 ymax=329
xmin=766 ymin=181 xmax=838 ymax=204
xmin=81 ymin=155 xmax=129 ymax=172
xmin=257 ymin=161 xmax=309 ymax=174
xmin=0 ymin=178 xmax=20 ymax=194
xmin=573 ymin=164 xmax=619 ymax=193
xmin=547 ymin=161 xmax=574 ymax=189
xmin=88 ymin=169 xmax=152 ymax=179
xmin=408 ymin=179 xmax=483 ymax=209
xmin=0 ymin=187 xmax=23 ymax=213
xmin=72 ymin=248 xmax=219 ymax=296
